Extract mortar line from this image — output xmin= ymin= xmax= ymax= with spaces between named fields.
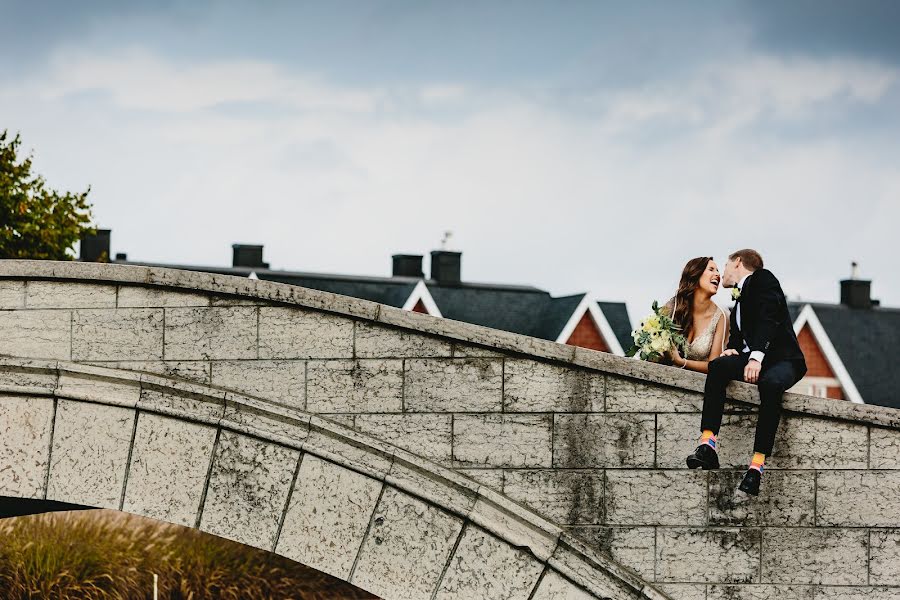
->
xmin=349 ymin=481 xmax=388 ymax=581
xmin=866 ymin=425 xmax=871 ymax=469
xmin=303 ymin=360 xmax=308 ymax=411
xmin=867 ymin=528 xmax=871 ymax=586
xmin=430 ymin=520 xmax=467 ymax=600
xmin=119 ymin=408 xmax=141 ymax=511
xmin=194 ymin=427 xmax=222 ymax=529
xmin=273 ymin=451 xmax=304 ymax=553
xmin=69 ymin=309 xmax=74 ymax=361
xmin=401 ymin=358 xmax=406 ymax=413
xmin=501 ymin=358 xmax=505 ymax=413
xmin=525 ymin=564 xmax=549 ymax=600
xmin=42 ymin=397 xmax=59 ymax=500
xmin=161 ymin=308 xmax=166 ymax=360
xmin=255 ymin=306 xmax=260 ymax=360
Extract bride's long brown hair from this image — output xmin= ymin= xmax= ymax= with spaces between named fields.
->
xmin=673 ymin=257 xmax=714 ymax=339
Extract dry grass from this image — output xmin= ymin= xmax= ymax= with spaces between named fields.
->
xmin=0 ymin=509 xmax=377 ymax=599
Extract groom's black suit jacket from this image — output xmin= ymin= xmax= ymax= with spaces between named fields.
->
xmin=727 ymin=269 xmax=807 ymax=369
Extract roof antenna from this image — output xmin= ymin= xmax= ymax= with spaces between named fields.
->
xmin=440 ymin=230 xmax=453 ymax=250
xmin=850 ymin=261 xmax=859 ymax=280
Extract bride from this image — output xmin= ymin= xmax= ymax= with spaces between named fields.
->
xmin=662 ymin=256 xmax=730 ymax=374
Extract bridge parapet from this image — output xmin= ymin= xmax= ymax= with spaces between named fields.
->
xmin=1 ymin=261 xmax=899 ymax=599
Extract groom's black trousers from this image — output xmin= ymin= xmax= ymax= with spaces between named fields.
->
xmin=700 ymin=353 xmax=805 ymax=456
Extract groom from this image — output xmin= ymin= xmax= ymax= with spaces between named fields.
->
xmin=685 ymin=249 xmax=807 ymax=495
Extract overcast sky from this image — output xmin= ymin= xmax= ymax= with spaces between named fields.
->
xmin=2 ymin=1 xmax=898 ymax=324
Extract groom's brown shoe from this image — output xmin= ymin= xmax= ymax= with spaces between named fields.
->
xmin=686 ymin=444 xmax=720 ymax=470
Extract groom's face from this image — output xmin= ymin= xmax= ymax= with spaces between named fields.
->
xmin=722 ymin=257 xmax=740 ymax=287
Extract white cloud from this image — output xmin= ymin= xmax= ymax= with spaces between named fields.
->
xmin=2 ymin=48 xmax=898 ymax=325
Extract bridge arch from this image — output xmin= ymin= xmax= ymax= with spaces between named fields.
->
xmin=0 ymin=358 xmax=661 ymax=600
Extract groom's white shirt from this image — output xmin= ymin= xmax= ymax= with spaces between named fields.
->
xmin=736 ymin=273 xmax=765 ymax=363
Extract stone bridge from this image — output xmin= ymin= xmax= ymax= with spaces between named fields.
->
xmin=0 ymin=260 xmax=898 ymax=600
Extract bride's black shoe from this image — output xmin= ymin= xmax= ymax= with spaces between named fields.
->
xmin=738 ymin=469 xmax=761 ymax=496
xmin=686 ymin=444 xmax=720 ymax=470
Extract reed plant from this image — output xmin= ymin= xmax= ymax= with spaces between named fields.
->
xmin=0 ymin=509 xmax=376 ymax=599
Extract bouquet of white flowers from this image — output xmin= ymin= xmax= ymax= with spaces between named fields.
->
xmin=626 ymin=300 xmax=687 ymax=363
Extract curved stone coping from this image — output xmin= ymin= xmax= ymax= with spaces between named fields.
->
xmin=0 ymin=357 xmax=669 ymax=600
xmin=1 ymin=260 xmax=896 ymax=430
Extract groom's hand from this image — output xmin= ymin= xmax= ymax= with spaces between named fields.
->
xmin=744 ymin=359 xmax=761 ymax=384
xmin=720 ymin=349 xmax=738 ymax=357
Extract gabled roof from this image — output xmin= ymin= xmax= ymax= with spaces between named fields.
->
xmin=118 ymin=259 xmax=632 ymax=353
xmin=789 ymin=301 xmax=900 ymax=408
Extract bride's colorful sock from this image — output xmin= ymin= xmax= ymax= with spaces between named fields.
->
xmin=749 ymin=452 xmax=765 ymax=473
xmin=700 ymin=429 xmax=717 ymax=450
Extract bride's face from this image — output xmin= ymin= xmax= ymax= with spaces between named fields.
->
xmin=698 ymin=260 xmax=721 ymax=295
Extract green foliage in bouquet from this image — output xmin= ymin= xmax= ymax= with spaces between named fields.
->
xmin=626 ymin=300 xmax=687 ymax=363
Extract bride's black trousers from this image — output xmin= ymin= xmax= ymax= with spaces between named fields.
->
xmin=700 ymin=353 xmax=805 ymax=456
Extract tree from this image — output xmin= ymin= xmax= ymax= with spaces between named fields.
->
xmin=0 ymin=130 xmax=94 ymax=260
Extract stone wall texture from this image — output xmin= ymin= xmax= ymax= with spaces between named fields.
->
xmin=2 ymin=260 xmax=900 ymax=600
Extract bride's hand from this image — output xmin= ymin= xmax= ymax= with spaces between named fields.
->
xmin=667 ymin=346 xmax=684 ymax=366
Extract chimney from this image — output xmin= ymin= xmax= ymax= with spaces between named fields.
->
xmin=80 ymin=229 xmax=111 ymax=262
xmin=232 ymin=244 xmax=269 ymax=269
xmin=840 ymin=261 xmax=876 ymax=309
xmin=430 ymin=250 xmax=461 ymax=285
xmin=392 ymin=254 xmax=424 ymax=278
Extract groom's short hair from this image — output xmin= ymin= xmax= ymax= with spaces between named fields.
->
xmin=729 ymin=249 xmax=764 ymax=271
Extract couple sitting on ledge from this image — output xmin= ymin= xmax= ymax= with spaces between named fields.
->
xmin=658 ymin=249 xmax=807 ymax=496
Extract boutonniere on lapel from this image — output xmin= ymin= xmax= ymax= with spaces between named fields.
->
xmin=731 ymin=286 xmax=742 ymax=302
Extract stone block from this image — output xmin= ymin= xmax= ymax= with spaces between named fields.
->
xmin=57 ymin=366 xmax=141 ymax=407
xmin=708 ymin=470 xmax=815 ymax=527
xmin=707 ymin=585 xmax=815 ymax=600
xmin=86 ymin=360 xmax=211 ymax=384
xmin=434 ymin=525 xmax=544 ymax=600
xmin=258 ymin=307 xmax=353 ymax=359
xmin=606 ymin=376 xmax=703 ymax=412
xmin=122 ymin=412 xmax=217 ymax=526
xmin=869 ymin=529 xmax=900 ymax=586
xmin=117 ymin=286 xmax=210 ymax=307
xmin=530 ymin=570 xmax=594 ymax=600
xmin=276 ymin=454 xmax=382 ymax=580
xmin=504 ymin=359 xmax=604 ymax=412
xmin=306 ymin=359 xmax=403 ymax=413
xmin=404 ymin=358 xmax=502 ymax=412
xmin=655 ymin=584 xmax=708 ymax=600
xmin=816 ymin=470 xmax=900 ymax=527
xmin=454 ymin=414 xmax=553 ymax=468
xmin=504 ymin=469 xmax=604 ymax=525
xmin=0 ymin=361 xmax=58 ymax=395
xmin=761 ymin=528 xmax=867 ymax=585
xmin=351 ymin=486 xmax=464 ymax=600
xmin=553 ymin=413 xmax=655 ymax=468
xmin=46 ymin=400 xmax=135 ymax=509
xmin=200 ymin=431 xmax=300 ymax=550
xmin=0 ymin=281 xmax=24 ymax=308
xmin=869 ymin=427 xmax=900 ymax=468
xmin=451 ymin=343 xmax=505 ymax=358
xmin=164 ymin=306 xmax=258 ymax=360
xmin=0 ymin=395 xmax=54 ymax=498
xmin=355 ymin=413 xmax=452 ymax=464
xmin=656 ymin=528 xmax=760 ymax=584
xmin=456 ymin=468 xmax=504 ymax=491
xmin=772 ymin=417 xmax=868 ymax=469
xmin=0 ymin=309 xmax=71 ymax=359
xmin=605 ymin=470 xmax=706 ymax=526
xmin=355 ymin=322 xmax=451 ymax=358
xmin=72 ymin=308 xmax=164 ymax=361
xmin=26 ymin=281 xmax=116 ymax=308
xmin=816 ymin=587 xmax=900 ymax=600
xmin=211 ymin=360 xmax=305 ymax=409
xmin=139 ymin=383 xmax=224 ymax=423
xmin=567 ymin=526 xmax=655 ymax=580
